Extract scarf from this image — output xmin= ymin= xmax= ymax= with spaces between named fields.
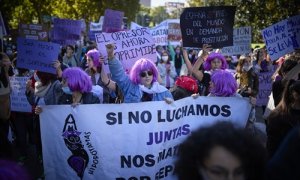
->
xmin=139 ymin=82 xmax=168 ymax=94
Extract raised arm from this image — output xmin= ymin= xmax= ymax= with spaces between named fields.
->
xmin=100 ymin=55 xmax=116 ymax=92
xmin=191 ymin=44 xmax=211 ymax=81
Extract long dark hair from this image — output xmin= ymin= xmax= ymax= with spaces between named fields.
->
xmin=175 ymin=121 xmax=267 ymax=180
xmin=0 ymin=53 xmax=9 ymax=88
xmin=277 ymin=79 xmax=300 ymax=114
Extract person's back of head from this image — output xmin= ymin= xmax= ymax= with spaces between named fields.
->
xmin=210 ymin=70 xmax=237 ymax=97
xmin=175 ymin=121 xmax=267 ymax=180
xmin=279 ymin=57 xmax=298 ymax=77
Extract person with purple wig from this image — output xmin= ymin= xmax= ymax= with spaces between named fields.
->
xmin=106 ymin=43 xmax=173 ymax=103
xmin=59 ymin=67 xmax=100 ymax=105
xmin=203 ymin=52 xmax=228 ymax=72
xmin=85 ymin=49 xmax=118 ymax=103
xmin=208 ymin=70 xmax=241 ymax=97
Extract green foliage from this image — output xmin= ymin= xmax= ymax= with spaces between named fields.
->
xmin=150 ymin=6 xmax=170 ymax=26
xmin=187 ymin=0 xmax=300 ymax=42
xmin=0 ymin=0 xmax=140 ymax=30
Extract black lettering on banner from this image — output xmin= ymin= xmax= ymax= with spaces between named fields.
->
xmin=120 ymin=154 xmax=155 ymax=168
xmin=106 ymin=112 xmax=122 ymax=125
xmin=155 ymin=165 xmax=174 ymax=180
xmin=116 ymin=176 xmax=151 ymax=180
xmin=180 ymin=6 xmax=236 ymax=48
xmin=157 ymin=145 xmax=179 ymax=163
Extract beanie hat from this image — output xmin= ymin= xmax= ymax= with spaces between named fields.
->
xmin=175 ymin=76 xmax=198 ymax=94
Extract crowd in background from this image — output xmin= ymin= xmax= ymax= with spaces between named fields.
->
xmin=0 ymin=34 xmax=300 ymax=179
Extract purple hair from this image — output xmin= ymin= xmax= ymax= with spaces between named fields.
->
xmin=210 ymin=69 xmax=237 ymax=97
xmin=62 ymin=67 xmax=92 ymax=93
xmin=129 ymin=58 xmax=158 ymax=84
xmin=86 ymin=49 xmax=101 ymax=68
xmin=203 ymin=52 xmax=228 ymax=71
xmin=0 ymin=160 xmax=30 ymax=180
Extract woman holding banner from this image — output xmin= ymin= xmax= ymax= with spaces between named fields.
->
xmin=58 ymin=67 xmax=100 ymax=105
xmin=25 ymin=70 xmax=62 ymax=166
xmin=106 ymin=43 xmax=173 ymax=103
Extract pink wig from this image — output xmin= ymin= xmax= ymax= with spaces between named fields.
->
xmin=62 ymin=67 xmax=92 ymax=93
xmin=203 ymin=52 xmax=228 ymax=71
xmin=86 ymin=49 xmax=101 ymax=68
xmin=210 ymin=69 xmax=237 ymax=97
xmin=129 ymin=58 xmax=158 ymax=85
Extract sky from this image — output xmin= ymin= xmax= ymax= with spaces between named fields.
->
xmin=151 ymin=0 xmax=187 ymax=7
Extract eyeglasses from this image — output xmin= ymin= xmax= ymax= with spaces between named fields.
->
xmin=140 ymin=71 xmax=153 ymax=77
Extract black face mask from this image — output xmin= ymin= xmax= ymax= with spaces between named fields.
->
xmin=141 ymin=92 xmax=153 ymax=102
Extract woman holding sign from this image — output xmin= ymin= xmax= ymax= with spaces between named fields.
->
xmin=85 ymin=49 xmax=118 ymax=103
xmin=106 ymin=43 xmax=173 ymax=103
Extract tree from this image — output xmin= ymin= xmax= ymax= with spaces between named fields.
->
xmin=150 ymin=6 xmax=170 ymax=26
xmin=187 ymin=0 xmax=300 ymax=42
xmin=0 ymin=0 xmax=140 ymax=30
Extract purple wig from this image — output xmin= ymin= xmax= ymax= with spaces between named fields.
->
xmin=62 ymin=67 xmax=92 ymax=93
xmin=0 ymin=160 xmax=30 ymax=180
xmin=129 ymin=58 xmax=158 ymax=85
xmin=210 ymin=69 xmax=237 ymax=97
xmin=203 ymin=52 xmax=228 ymax=71
xmin=86 ymin=49 xmax=101 ymax=68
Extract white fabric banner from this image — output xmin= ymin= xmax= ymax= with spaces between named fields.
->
xmin=40 ymin=96 xmax=251 ymax=180
xmin=131 ymin=20 xmax=181 ymax=46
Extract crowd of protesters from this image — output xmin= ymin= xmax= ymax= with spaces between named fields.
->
xmin=0 ymin=27 xmax=300 ymax=180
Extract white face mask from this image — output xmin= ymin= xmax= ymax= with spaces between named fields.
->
xmin=162 ymin=56 xmax=168 ymax=62
xmin=242 ymin=65 xmax=252 ymax=72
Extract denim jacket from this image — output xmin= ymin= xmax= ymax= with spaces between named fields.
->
xmin=108 ymin=58 xmax=173 ymax=103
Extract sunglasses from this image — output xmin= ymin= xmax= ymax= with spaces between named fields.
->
xmin=140 ymin=71 xmax=153 ymax=77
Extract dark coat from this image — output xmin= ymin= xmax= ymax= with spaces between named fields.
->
xmin=266 ymin=108 xmax=300 ymax=158
xmin=58 ymin=92 xmax=100 ymax=104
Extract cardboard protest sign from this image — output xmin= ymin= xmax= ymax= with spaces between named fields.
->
xmin=261 ymin=15 xmax=300 ymax=61
xmin=256 ymin=71 xmax=273 ymax=106
xmin=102 ymin=9 xmax=124 ymax=33
xmin=10 ymin=76 xmax=31 ymax=112
xmin=90 ymin=22 xmax=103 ymax=32
xmin=180 ymin=6 xmax=236 ymax=48
xmin=221 ymin=26 xmax=252 ymax=56
xmin=40 ymin=96 xmax=251 ymax=180
xmin=167 ymin=19 xmax=181 ymax=46
xmin=53 ymin=18 xmax=82 ymax=41
xmin=17 ymin=37 xmax=60 ymax=74
xmin=19 ymin=24 xmax=48 ymax=41
xmin=95 ymin=28 xmax=156 ymax=73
